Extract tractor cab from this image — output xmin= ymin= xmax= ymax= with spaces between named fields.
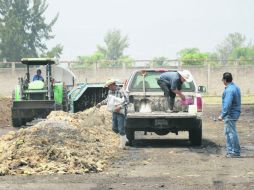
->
xmin=19 ymin=58 xmax=55 ymax=101
xmin=12 ymin=58 xmax=70 ymax=127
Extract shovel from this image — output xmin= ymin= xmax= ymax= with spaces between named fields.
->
xmin=139 ymin=71 xmax=152 ymax=113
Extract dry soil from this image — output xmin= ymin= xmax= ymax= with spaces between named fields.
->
xmin=0 ymin=99 xmax=254 ymax=190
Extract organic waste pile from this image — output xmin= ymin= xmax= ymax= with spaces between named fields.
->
xmin=0 ymin=97 xmax=12 ymax=127
xmin=0 ymin=106 xmax=120 ymax=175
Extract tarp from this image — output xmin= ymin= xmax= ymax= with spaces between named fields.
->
xmin=53 ymin=63 xmax=76 ymax=88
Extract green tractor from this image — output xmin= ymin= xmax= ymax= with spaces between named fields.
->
xmin=11 ymin=58 xmax=69 ymax=127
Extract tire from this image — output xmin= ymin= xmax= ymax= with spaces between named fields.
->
xmin=62 ymin=87 xmax=69 ymax=112
xmin=21 ymin=119 xmax=26 ymax=126
xmin=12 ymin=117 xmax=23 ymax=128
xmin=12 ymin=90 xmax=15 ymax=100
xmin=126 ymin=128 xmax=135 ymax=146
xmin=189 ymin=119 xmax=202 ymax=146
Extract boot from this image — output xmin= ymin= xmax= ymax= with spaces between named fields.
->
xmin=165 ymin=97 xmax=174 ymax=113
xmin=169 ymin=97 xmax=175 ymax=110
xmin=119 ymin=135 xmax=127 ymax=149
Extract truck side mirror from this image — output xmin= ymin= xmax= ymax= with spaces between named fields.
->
xmin=198 ymin=86 xmax=206 ymax=93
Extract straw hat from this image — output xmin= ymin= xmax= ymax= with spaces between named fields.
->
xmin=177 ymin=70 xmax=193 ymax=83
xmin=105 ymin=79 xmax=116 ymax=87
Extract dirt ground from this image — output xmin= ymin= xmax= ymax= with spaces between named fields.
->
xmin=0 ymin=101 xmax=254 ymax=189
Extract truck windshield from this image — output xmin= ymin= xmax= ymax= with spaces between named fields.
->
xmin=129 ymin=71 xmax=195 ymax=92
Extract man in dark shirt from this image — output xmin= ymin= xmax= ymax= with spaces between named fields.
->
xmin=33 ymin=69 xmax=44 ymax=82
xmin=157 ymin=70 xmax=193 ymax=112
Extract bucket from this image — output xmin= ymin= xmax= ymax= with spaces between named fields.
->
xmin=181 ymin=97 xmax=194 ymax=105
xmin=188 ymin=105 xmax=197 ymax=114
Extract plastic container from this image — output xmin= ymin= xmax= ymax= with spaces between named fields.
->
xmin=188 ymin=105 xmax=197 ymax=114
xmin=181 ymin=97 xmax=194 ymax=105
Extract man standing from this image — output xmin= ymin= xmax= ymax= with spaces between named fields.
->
xmin=218 ymin=72 xmax=241 ymax=158
xmin=97 ymin=79 xmax=129 ymax=149
xmin=157 ymin=70 xmax=193 ymax=112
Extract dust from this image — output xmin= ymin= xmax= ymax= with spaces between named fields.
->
xmin=0 ymin=106 xmax=119 ymax=175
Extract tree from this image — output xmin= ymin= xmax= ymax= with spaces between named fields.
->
xmin=229 ymin=46 xmax=254 ymax=64
xmin=75 ymin=51 xmax=134 ymax=68
xmin=0 ymin=0 xmax=58 ymax=61
xmin=207 ymin=52 xmax=219 ymax=65
xmin=177 ymin=48 xmax=208 ymax=65
xmin=76 ymin=51 xmax=105 ymax=68
xmin=97 ymin=29 xmax=129 ymax=60
xmin=41 ymin=44 xmax=63 ymax=59
xmin=150 ymin=57 xmax=168 ymax=67
xmin=216 ymin=33 xmax=246 ymax=64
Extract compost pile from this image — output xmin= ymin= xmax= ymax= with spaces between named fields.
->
xmin=0 ymin=106 xmax=119 ymax=175
xmin=0 ymin=97 xmax=12 ymax=127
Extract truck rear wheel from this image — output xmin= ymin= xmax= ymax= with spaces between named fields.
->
xmin=189 ymin=119 xmax=202 ymax=146
xmin=126 ymin=128 xmax=135 ymax=146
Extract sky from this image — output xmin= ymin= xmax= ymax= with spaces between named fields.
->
xmin=45 ymin=0 xmax=254 ymax=60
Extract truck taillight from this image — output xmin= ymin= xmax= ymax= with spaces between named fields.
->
xmin=196 ymin=96 xmax=202 ymax=112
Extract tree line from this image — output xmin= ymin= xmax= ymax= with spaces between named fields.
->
xmin=76 ymin=31 xmax=254 ymax=67
xmin=0 ymin=0 xmax=253 ymax=68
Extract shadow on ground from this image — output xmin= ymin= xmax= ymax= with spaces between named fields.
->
xmin=132 ymin=138 xmax=218 ymax=147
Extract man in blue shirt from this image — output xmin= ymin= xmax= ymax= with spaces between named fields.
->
xmin=33 ymin=69 xmax=44 ymax=82
xmin=218 ymin=72 xmax=241 ymax=158
xmin=157 ymin=70 xmax=193 ymax=112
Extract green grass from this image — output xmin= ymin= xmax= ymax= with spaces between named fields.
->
xmin=203 ymin=95 xmax=254 ymax=105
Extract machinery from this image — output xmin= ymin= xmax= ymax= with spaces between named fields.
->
xmin=11 ymin=58 xmax=73 ymax=127
xmin=68 ymin=82 xmax=123 ymax=113
xmin=11 ymin=57 xmax=122 ymax=127
xmin=68 ymin=83 xmax=107 ymax=113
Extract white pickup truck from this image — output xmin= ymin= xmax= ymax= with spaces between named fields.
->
xmin=125 ymin=69 xmax=206 ymax=146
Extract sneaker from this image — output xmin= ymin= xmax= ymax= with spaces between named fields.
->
xmin=165 ymin=109 xmax=174 ymax=113
xmin=225 ymin=154 xmax=241 ymax=158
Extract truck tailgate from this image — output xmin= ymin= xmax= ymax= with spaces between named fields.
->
xmin=127 ymin=112 xmax=198 ymax=119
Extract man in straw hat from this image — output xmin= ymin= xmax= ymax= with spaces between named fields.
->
xmin=157 ymin=70 xmax=193 ymax=113
xmin=97 ymin=79 xmax=129 ymax=149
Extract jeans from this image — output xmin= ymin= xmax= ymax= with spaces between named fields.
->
xmin=157 ymin=79 xmax=176 ymax=98
xmin=224 ymin=116 xmax=241 ymax=156
xmin=157 ymin=79 xmax=176 ymax=110
xmin=112 ymin=112 xmax=125 ymax=135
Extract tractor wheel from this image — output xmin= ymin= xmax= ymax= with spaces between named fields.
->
xmin=12 ymin=117 xmax=23 ymax=128
xmin=12 ymin=90 xmax=15 ymax=100
xmin=62 ymin=87 xmax=69 ymax=112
